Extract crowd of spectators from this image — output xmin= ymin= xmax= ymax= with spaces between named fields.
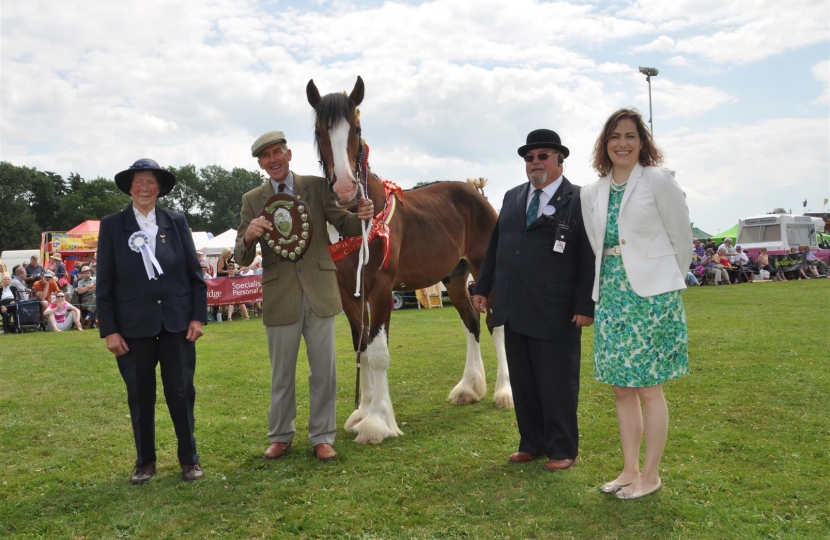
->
xmin=1 ymin=254 xmax=97 ymax=333
xmin=689 ymin=238 xmax=829 ymax=286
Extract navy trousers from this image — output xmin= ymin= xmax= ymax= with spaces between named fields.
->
xmin=116 ymin=329 xmax=199 ymax=466
xmin=504 ymin=322 xmax=581 ymax=460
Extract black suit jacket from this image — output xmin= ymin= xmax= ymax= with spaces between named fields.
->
xmin=97 ymin=204 xmax=207 ymax=339
xmin=475 ymin=178 xmax=595 ymax=341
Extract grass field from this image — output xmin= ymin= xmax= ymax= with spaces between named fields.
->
xmin=1 ymin=280 xmax=828 ymax=539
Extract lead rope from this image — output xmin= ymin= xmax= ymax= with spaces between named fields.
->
xmin=353 ymin=141 xmax=370 ymax=409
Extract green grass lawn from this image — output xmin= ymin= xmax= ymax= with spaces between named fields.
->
xmin=1 ymin=280 xmax=828 ymax=539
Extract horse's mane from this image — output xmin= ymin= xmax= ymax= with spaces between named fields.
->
xmin=407 ymin=181 xmax=448 ymax=191
xmin=312 ymin=92 xmax=358 ymax=179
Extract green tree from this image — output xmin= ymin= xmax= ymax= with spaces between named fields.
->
xmin=0 ymin=162 xmax=42 ymax=251
xmin=200 ymin=165 xmax=263 ymax=232
xmin=55 ymin=177 xmax=131 ymax=227
xmin=29 ymin=171 xmax=68 ymax=231
xmin=160 ymin=164 xmax=209 ymax=231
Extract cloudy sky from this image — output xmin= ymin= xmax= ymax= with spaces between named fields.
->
xmin=2 ymin=0 xmax=828 ymax=235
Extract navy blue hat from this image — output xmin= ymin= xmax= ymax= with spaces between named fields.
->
xmin=517 ymin=129 xmax=570 ymax=158
xmin=114 ymin=159 xmax=176 ymax=197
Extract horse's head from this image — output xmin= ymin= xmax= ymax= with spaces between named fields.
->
xmin=307 ymin=76 xmax=365 ymax=207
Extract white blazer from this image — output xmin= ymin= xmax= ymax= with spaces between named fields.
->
xmin=581 ymin=164 xmax=693 ymax=301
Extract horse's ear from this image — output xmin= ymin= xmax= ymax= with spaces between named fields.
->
xmin=307 ymin=79 xmax=321 ymax=107
xmin=349 ymin=76 xmax=364 ymax=106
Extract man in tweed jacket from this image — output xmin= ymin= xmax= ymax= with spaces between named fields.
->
xmin=235 ymin=131 xmax=373 ymax=462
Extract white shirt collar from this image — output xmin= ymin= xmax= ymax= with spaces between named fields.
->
xmin=527 ymin=174 xmax=564 ymax=210
xmin=270 ymin=172 xmax=294 ymax=195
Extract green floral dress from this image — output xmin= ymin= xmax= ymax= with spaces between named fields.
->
xmin=593 ymin=183 xmax=689 ymax=387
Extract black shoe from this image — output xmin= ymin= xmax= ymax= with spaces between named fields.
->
xmin=130 ymin=462 xmax=157 ymax=485
xmin=181 ymin=463 xmax=204 ymax=482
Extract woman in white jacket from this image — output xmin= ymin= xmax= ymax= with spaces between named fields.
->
xmin=581 ymin=108 xmax=692 ymax=500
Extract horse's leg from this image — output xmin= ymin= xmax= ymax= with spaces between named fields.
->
xmin=344 ymin=299 xmax=373 ymax=432
xmin=351 ymin=286 xmax=403 ymax=444
xmin=489 ymin=324 xmax=513 ymax=409
xmin=444 ymin=267 xmax=487 ymax=405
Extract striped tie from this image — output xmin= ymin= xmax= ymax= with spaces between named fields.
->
xmin=526 ymin=189 xmax=542 ymax=229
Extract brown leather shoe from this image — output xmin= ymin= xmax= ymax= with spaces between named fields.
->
xmin=129 ymin=462 xmax=156 ymax=485
xmin=313 ymin=443 xmax=337 ymax=462
xmin=263 ymin=441 xmax=292 ymax=460
xmin=544 ymin=457 xmax=577 ymax=471
xmin=508 ymin=451 xmax=544 ymax=464
xmin=181 ymin=463 xmax=204 ymax=482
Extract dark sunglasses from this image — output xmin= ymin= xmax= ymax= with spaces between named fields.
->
xmin=523 ymin=152 xmax=559 ymax=163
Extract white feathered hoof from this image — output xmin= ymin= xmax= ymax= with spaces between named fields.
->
xmin=352 ymin=414 xmax=403 ymax=444
xmin=493 ymin=385 xmax=514 ymax=409
xmin=344 ymin=408 xmax=367 ymax=433
xmin=448 ymin=382 xmax=483 ymax=405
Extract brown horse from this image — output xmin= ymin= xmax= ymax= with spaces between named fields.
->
xmin=306 ymin=76 xmax=512 ymax=444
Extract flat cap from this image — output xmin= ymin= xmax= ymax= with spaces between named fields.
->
xmin=252 ymin=131 xmax=287 ymax=157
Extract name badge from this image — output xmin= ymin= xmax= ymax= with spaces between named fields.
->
xmin=553 ymin=223 xmax=570 ymax=254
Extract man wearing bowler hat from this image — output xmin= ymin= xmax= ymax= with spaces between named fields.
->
xmin=472 ymin=129 xmax=595 ymax=471
xmin=97 ymin=159 xmax=207 ymax=484
xmin=235 ymin=131 xmax=373 ymax=463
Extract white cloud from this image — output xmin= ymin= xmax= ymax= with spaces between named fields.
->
xmin=623 ymin=0 xmax=829 ymax=64
xmin=662 ymin=118 xmax=830 ymax=231
xmin=813 ymin=60 xmax=830 ymax=105
xmin=1 ymin=0 xmax=827 ymax=237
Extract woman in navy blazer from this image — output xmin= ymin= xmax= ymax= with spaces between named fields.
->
xmin=97 ymin=159 xmax=207 ymax=485
xmin=581 ymin=109 xmax=692 ymax=500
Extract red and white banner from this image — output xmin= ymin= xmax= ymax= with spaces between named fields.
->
xmin=205 ymin=276 xmax=262 ymax=307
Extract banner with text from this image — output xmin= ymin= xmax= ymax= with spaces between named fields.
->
xmin=206 ymin=276 xmax=262 ymax=307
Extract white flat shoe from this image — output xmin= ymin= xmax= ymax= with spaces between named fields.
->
xmin=616 ymin=480 xmax=662 ymax=500
xmin=600 ymin=480 xmax=634 ymax=494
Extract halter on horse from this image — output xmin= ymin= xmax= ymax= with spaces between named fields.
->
xmin=307 ymin=76 xmax=512 ymax=444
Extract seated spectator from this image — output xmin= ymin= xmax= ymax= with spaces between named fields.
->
xmin=717 ymin=247 xmax=740 ymax=284
xmin=198 ymin=251 xmax=214 ymax=276
xmin=692 ymin=239 xmax=705 ymax=264
xmin=69 ymin=261 xmax=83 ymax=285
xmin=701 ymin=248 xmax=729 ymax=285
xmin=46 ymin=253 xmax=68 ymax=282
xmin=704 ymin=238 xmax=716 ymax=252
xmin=252 ymin=256 xmax=263 ymax=275
xmin=801 ymin=246 xmax=828 ymax=277
xmin=33 ymin=271 xmax=60 ymax=309
xmin=685 ymin=271 xmax=700 ymax=287
xmin=718 ymin=238 xmax=737 ymax=257
xmin=75 ymin=265 xmax=97 ymax=326
xmin=11 ymin=266 xmax=30 ymax=300
xmin=1 ymin=274 xmax=22 ymax=334
xmin=200 ymin=261 xmax=212 ymax=279
xmin=757 ymin=248 xmax=786 ymax=281
xmin=25 ymin=255 xmax=44 ymax=286
xmin=43 ymin=292 xmax=84 ymax=332
xmin=730 ymin=246 xmax=754 ymax=282
xmin=224 ymin=264 xmax=249 ymax=321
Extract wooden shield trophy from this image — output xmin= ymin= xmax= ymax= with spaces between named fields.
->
xmin=258 ymin=193 xmax=312 ymax=262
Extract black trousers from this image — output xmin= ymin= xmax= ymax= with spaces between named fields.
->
xmin=117 ymin=329 xmax=198 ymax=467
xmin=1 ymin=299 xmax=17 ymax=333
xmin=504 ymin=322 xmax=580 ymax=459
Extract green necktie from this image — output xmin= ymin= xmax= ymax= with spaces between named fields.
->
xmin=526 ymin=189 xmax=542 ymax=229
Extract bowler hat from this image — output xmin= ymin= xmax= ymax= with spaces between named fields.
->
xmin=252 ymin=131 xmax=287 ymax=157
xmin=114 ymin=159 xmax=176 ymax=197
xmin=517 ymin=129 xmax=570 ymax=158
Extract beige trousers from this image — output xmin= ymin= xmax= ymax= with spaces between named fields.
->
xmin=265 ymin=294 xmax=337 ymax=446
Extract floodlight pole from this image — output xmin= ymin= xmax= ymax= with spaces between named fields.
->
xmin=639 ymin=66 xmax=659 ymax=133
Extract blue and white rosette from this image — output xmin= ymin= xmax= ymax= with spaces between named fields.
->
xmin=542 ymin=206 xmax=555 ymax=217
xmin=128 ymin=231 xmax=163 ymax=280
